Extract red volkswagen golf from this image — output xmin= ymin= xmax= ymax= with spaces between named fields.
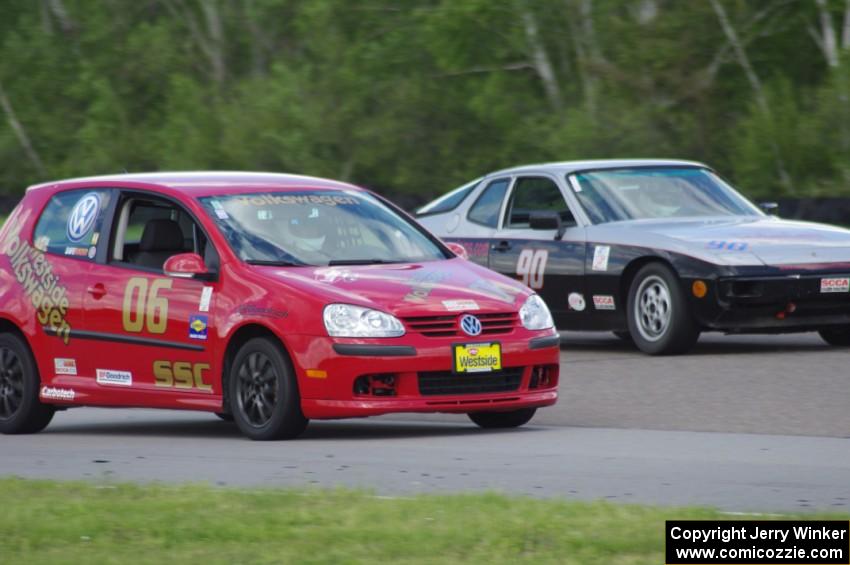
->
xmin=0 ymin=172 xmax=560 ymax=440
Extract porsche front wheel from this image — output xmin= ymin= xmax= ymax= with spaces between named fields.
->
xmin=627 ymin=263 xmax=699 ymax=355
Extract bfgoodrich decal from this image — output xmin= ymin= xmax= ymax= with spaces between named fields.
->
xmin=96 ymin=369 xmax=132 ymax=387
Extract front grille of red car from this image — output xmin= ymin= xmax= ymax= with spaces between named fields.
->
xmin=403 ymin=312 xmax=519 ymax=338
xmin=417 ymin=367 xmax=524 ymax=396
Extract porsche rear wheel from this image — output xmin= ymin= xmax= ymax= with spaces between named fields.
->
xmin=818 ymin=326 xmax=850 ymax=346
xmin=0 ymin=333 xmax=55 ymax=434
xmin=627 ymin=263 xmax=699 ymax=355
xmin=468 ymin=408 xmax=536 ymax=429
xmin=229 ymin=337 xmax=308 ymax=440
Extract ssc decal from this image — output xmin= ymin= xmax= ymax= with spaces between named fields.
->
xmin=96 ymin=369 xmax=133 ymax=387
xmin=592 ymin=295 xmax=616 ymax=310
xmin=66 ymin=192 xmax=101 ymax=242
xmin=568 ymin=292 xmax=586 ymax=311
xmin=153 ymin=361 xmax=212 ymax=392
xmin=707 ymin=240 xmax=748 ymax=251
xmin=517 ymin=249 xmax=548 ymax=289
xmin=404 ymin=271 xmax=448 ymax=303
xmin=592 ymin=245 xmax=610 ymax=271
xmin=189 ymin=314 xmax=209 ymax=340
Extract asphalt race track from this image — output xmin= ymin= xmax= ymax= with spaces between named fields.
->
xmin=1 ymin=331 xmax=848 ymax=513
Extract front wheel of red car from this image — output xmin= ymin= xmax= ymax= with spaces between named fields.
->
xmin=229 ymin=337 xmax=308 ymax=440
xmin=0 ymin=333 xmax=55 ymax=435
xmin=468 ymin=408 xmax=536 ymax=429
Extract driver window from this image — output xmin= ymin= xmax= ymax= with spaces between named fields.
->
xmin=505 ymin=177 xmax=573 ymax=229
xmin=111 ymin=196 xmax=216 ymax=272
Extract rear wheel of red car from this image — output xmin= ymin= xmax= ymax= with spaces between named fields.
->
xmin=627 ymin=263 xmax=700 ymax=355
xmin=229 ymin=337 xmax=308 ymax=440
xmin=468 ymin=408 xmax=536 ymax=429
xmin=818 ymin=326 xmax=850 ymax=346
xmin=0 ymin=333 xmax=55 ymax=434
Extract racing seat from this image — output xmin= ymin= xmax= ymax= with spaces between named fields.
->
xmin=133 ymin=218 xmax=185 ymax=270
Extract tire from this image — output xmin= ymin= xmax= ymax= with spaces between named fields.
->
xmin=214 ymin=412 xmax=234 ymax=422
xmin=229 ymin=337 xmax=308 ymax=440
xmin=468 ymin=408 xmax=536 ymax=429
xmin=626 ymin=263 xmax=700 ymax=355
xmin=818 ymin=326 xmax=850 ymax=346
xmin=0 ymin=333 xmax=55 ymax=434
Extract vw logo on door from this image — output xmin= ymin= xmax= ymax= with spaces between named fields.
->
xmin=459 ymin=314 xmax=482 ymax=337
xmin=67 ymin=192 xmax=101 ymax=242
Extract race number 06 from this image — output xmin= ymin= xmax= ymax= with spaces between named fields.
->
xmin=517 ymin=249 xmax=548 ymax=289
xmin=122 ymin=277 xmax=172 ymax=334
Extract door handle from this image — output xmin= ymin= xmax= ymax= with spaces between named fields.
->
xmin=492 ymin=240 xmax=512 ymax=252
xmin=87 ymin=283 xmax=107 ymax=299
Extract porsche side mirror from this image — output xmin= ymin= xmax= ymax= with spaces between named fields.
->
xmin=164 ymin=252 xmax=211 ymax=280
xmin=529 ymin=211 xmax=567 ymax=240
xmin=759 ymin=201 xmax=779 ymax=216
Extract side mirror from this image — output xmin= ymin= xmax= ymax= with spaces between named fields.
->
xmin=759 ymin=202 xmax=779 ymax=216
xmin=529 ymin=211 xmax=568 ymax=240
xmin=444 ymin=241 xmax=469 ymax=260
xmin=164 ymin=253 xmax=209 ymax=279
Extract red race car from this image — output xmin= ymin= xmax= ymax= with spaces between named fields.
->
xmin=0 ymin=173 xmax=560 ymax=440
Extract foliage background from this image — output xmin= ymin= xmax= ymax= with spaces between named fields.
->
xmin=1 ymin=0 xmax=849 ymax=206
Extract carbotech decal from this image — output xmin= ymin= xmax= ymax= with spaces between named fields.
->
xmin=403 ymin=271 xmax=449 ymax=303
xmin=41 ymin=386 xmax=75 ymax=401
xmin=316 ymin=267 xmax=358 ymax=283
xmin=443 ymin=299 xmax=480 ymax=312
xmin=4 ymin=235 xmax=72 ymax=344
xmin=199 ymin=286 xmax=213 ymax=312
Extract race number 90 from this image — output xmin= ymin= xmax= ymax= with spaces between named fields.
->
xmin=516 ymin=249 xmax=548 ymax=289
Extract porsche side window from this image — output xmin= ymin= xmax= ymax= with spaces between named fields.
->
xmin=33 ymin=189 xmax=112 ymax=260
xmin=506 ymin=177 xmax=573 ymax=229
xmin=467 ymin=179 xmax=509 ymax=227
xmin=416 ymin=178 xmax=481 ymax=217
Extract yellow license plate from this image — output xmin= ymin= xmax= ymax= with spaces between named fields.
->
xmin=453 ymin=342 xmax=502 ymax=373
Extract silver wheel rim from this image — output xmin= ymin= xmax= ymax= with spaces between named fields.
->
xmin=634 ymin=275 xmax=672 ymax=342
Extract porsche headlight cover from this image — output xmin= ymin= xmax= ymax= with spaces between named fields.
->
xmin=519 ymin=294 xmax=554 ymax=330
xmin=323 ymin=304 xmax=405 ymax=337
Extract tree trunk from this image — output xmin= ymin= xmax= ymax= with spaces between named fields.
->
xmin=816 ymin=0 xmax=840 ymax=67
xmin=0 ymin=82 xmax=48 ymax=177
xmin=519 ymin=4 xmax=563 ymax=113
xmin=709 ymin=0 xmax=793 ymax=192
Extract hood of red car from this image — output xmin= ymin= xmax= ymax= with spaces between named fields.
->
xmin=249 ymin=258 xmax=530 ymax=316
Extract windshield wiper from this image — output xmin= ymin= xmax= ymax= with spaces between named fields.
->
xmin=246 ymin=259 xmax=305 ymax=267
xmin=327 ymin=259 xmax=400 ymax=266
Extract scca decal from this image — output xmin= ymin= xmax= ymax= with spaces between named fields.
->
xmin=3 ymin=234 xmax=72 ymax=344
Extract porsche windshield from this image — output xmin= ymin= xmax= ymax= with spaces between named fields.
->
xmin=200 ymin=191 xmax=447 ymax=266
xmin=569 ymin=167 xmax=761 ymax=224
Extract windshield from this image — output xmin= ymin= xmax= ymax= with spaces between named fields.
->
xmin=569 ymin=167 xmax=762 ymax=224
xmin=200 ymin=190 xmax=447 ymax=266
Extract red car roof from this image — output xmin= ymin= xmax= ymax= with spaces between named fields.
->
xmin=27 ymin=171 xmax=363 ymax=197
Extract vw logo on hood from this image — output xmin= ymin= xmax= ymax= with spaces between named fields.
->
xmin=459 ymin=314 xmax=482 ymax=337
